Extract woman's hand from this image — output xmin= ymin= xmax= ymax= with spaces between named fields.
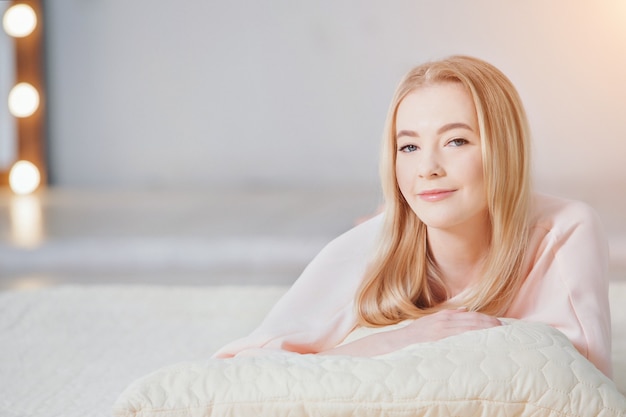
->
xmin=396 ymin=308 xmax=502 ymax=345
xmin=318 ymin=308 xmax=501 ymax=357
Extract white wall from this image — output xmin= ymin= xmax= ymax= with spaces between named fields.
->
xmin=44 ymin=0 xmax=626 ymax=189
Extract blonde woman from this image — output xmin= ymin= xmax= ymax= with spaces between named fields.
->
xmin=214 ymin=56 xmax=612 ymax=378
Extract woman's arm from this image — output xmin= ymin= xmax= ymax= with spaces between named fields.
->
xmin=507 ymin=195 xmax=612 ymax=377
xmin=319 ymin=309 xmax=502 ymax=356
xmin=212 ymin=215 xmax=385 ymax=358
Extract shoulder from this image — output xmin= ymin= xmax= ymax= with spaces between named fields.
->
xmin=318 ymin=213 xmax=385 ymax=260
xmin=526 ymin=192 xmax=609 ymax=274
xmin=530 ymin=192 xmax=604 ymax=236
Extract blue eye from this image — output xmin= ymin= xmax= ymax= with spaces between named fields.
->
xmin=398 ymin=144 xmax=418 ymax=153
xmin=448 ymin=138 xmax=468 ymax=147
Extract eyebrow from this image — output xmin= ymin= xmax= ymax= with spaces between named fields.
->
xmin=395 ymin=122 xmax=474 ymax=140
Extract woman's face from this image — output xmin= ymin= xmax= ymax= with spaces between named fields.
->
xmin=394 ymin=82 xmax=488 ymax=233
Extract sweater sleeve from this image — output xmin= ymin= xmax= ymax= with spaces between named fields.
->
xmin=212 ymin=214 xmax=383 ymax=358
xmin=507 ymin=195 xmax=612 ymax=378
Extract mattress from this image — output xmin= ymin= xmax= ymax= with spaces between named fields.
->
xmin=1 ymin=282 xmax=624 ymax=417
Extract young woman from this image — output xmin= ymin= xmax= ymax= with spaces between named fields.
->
xmin=214 ymin=55 xmax=612 ymax=378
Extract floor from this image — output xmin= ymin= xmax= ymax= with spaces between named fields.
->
xmin=0 ymin=184 xmax=624 ymax=291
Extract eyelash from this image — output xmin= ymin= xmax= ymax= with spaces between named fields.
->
xmin=397 ymin=138 xmax=468 ymax=153
xmin=398 ymin=144 xmax=418 ymax=153
xmin=448 ymin=138 xmax=468 ymax=147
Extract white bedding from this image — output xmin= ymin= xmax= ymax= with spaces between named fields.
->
xmin=114 ymin=320 xmax=625 ymax=417
xmin=0 ymin=285 xmax=285 ymax=417
xmin=0 ymin=283 xmax=625 ymax=417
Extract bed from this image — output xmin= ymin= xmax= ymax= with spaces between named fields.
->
xmin=1 ymin=282 xmax=625 ymax=417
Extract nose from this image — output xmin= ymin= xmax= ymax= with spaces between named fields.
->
xmin=417 ymin=149 xmax=444 ymax=178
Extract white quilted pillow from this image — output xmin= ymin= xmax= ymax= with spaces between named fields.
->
xmin=113 ymin=320 xmax=626 ymax=417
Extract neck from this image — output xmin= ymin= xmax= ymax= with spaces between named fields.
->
xmin=427 ymin=215 xmax=491 ymax=297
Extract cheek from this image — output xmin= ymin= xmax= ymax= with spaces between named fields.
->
xmin=471 ymin=157 xmax=485 ymax=186
xmin=464 ymin=156 xmax=487 ymax=199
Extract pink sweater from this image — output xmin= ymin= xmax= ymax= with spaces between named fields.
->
xmin=214 ymin=193 xmax=612 ymax=378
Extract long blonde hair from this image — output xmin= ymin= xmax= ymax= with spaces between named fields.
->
xmin=356 ymin=55 xmax=532 ymax=325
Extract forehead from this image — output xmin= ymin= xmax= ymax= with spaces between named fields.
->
xmin=395 ymin=82 xmax=478 ymax=130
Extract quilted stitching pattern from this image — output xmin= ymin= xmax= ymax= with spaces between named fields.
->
xmin=114 ymin=321 xmax=626 ymax=417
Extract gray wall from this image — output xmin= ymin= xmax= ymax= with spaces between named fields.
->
xmin=44 ymin=1 xmax=626 ymax=189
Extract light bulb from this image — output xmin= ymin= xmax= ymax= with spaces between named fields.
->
xmin=9 ymin=160 xmax=41 ymax=195
xmin=8 ymin=82 xmax=39 ymax=117
xmin=2 ymin=4 xmax=37 ymax=38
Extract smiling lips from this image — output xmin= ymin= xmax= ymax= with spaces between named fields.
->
xmin=417 ymin=189 xmax=456 ymax=202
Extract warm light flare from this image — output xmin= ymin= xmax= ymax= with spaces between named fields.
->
xmin=11 ymin=275 xmax=52 ymax=291
xmin=9 ymin=160 xmax=41 ymax=195
xmin=9 ymin=193 xmax=44 ymax=249
xmin=8 ymin=82 xmax=40 ymax=117
xmin=2 ymin=4 xmax=37 ymax=38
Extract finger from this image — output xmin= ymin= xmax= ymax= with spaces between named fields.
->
xmin=444 ymin=312 xmax=502 ymax=329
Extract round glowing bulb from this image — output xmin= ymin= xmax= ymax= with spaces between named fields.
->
xmin=9 ymin=160 xmax=41 ymax=195
xmin=8 ymin=82 xmax=39 ymax=117
xmin=2 ymin=4 xmax=37 ymax=38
